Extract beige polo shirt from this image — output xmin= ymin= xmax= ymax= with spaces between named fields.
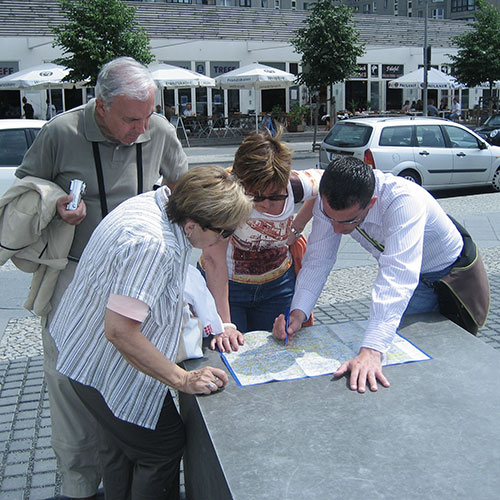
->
xmin=16 ymin=99 xmax=188 ymax=259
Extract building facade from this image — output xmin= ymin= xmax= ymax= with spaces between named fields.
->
xmin=0 ymin=0 xmax=478 ymax=120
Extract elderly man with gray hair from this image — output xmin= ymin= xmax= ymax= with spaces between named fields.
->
xmin=15 ymin=57 xmax=188 ymax=500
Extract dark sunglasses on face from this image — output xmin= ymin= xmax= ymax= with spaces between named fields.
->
xmin=206 ymin=226 xmax=235 ymax=239
xmin=249 ymin=193 xmax=289 ymax=203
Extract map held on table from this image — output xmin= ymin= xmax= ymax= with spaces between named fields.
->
xmin=220 ymin=321 xmax=431 ymax=387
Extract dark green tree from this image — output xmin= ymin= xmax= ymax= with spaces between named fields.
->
xmin=291 ymin=0 xmax=365 ymax=142
xmin=449 ymin=0 xmax=500 ymax=112
xmin=52 ymin=0 xmax=154 ymax=86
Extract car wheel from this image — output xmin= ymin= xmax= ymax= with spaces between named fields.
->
xmin=399 ymin=169 xmax=422 ymax=185
xmin=492 ymin=168 xmax=500 ymax=192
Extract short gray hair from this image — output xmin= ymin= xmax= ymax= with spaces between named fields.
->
xmin=95 ymin=57 xmax=156 ymax=107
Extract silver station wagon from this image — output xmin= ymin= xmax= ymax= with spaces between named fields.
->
xmin=319 ymin=116 xmax=500 ymax=191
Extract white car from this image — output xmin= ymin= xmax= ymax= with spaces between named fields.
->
xmin=0 ymin=119 xmax=46 ymax=195
xmin=319 ymin=116 xmax=500 ymax=192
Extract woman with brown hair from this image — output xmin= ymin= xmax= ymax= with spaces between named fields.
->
xmin=201 ymin=131 xmax=323 ymax=352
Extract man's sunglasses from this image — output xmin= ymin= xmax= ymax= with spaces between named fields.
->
xmin=249 ymin=193 xmax=289 ymax=203
xmin=206 ymin=226 xmax=235 ymax=239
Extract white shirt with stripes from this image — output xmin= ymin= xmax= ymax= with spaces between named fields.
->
xmin=50 ymin=187 xmax=191 ymax=429
xmin=291 ymin=170 xmax=463 ymax=353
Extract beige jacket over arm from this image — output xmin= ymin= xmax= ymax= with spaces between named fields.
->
xmin=0 ymin=176 xmax=75 ymax=316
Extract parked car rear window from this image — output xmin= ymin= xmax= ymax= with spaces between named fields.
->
xmin=324 ymin=122 xmax=373 ymax=148
xmin=0 ymin=129 xmax=29 ymax=167
xmin=379 ymin=126 xmax=413 ymax=147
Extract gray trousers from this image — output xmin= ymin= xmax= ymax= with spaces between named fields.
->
xmin=43 ymin=260 xmax=101 ymax=498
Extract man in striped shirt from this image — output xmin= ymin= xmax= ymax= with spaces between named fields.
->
xmin=274 ymin=156 xmax=464 ymax=394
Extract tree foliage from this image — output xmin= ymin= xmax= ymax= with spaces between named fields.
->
xmin=449 ymin=0 xmax=500 ymax=90
xmin=52 ymin=0 xmax=154 ymax=86
xmin=291 ymin=0 xmax=365 ymax=90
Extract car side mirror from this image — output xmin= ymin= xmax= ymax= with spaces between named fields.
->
xmin=479 ymin=141 xmax=488 ymax=150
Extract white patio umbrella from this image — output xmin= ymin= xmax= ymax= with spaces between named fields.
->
xmin=148 ymin=64 xmax=216 ymax=147
xmin=388 ymin=67 xmax=460 ymax=89
xmin=0 ymin=63 xmax=72 ymax=89
xmin=148 ymin=63 xmax=216 ymax=89
xmin=215 ymin=63 xmax=297 ymax=132
xmin=0 ymin=62 xmax=77 ymax=114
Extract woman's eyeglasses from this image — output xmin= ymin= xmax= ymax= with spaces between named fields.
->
xmin=249 ymin=193 xmax=289 ymax=203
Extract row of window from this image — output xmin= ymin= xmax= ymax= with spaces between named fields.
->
xmin=131 ymin=0 xmax=476 ymax=14
xmin=163 ymin=0 xmax=295 ymax=7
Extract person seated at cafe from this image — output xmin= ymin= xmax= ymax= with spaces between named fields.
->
xmin=401 ymin=100 xmax=411 ymax=113
xmin=272 ymin=156 xmax=479 ymax=394
xmin=49 ymin=165 xmax=253 ymax=500
xmin=155 ymin=104 xmax=164 ymax=115
xmin=415 ymin=99 xmax=423 ymax=111
xmin=439 ymin=97 xmax=448 ymax=112
xmin=183 ymin=103 xmax=196 ymax=117
xmin=200 ymin=130 xmax=323 ymax=353
xmin=427 ymin=99 xmax=439 ymax=117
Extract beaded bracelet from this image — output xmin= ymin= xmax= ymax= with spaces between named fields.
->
xmin=223 ymin=322 xmax=237 ymax=330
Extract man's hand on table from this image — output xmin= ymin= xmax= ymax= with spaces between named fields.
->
xmin=210 ymin=325 xmax=244 ymax=353
xmin=272 ymin=309 xmax=306 ymax=343
xmin=334 ymin=347 xmax=390 ymax=393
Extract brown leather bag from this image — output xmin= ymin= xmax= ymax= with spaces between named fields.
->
xmin=434 ymin=217 xmax=490 ymax=335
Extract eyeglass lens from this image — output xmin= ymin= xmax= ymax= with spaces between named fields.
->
xmin=251 ymin=193 xmax=289 ymax=202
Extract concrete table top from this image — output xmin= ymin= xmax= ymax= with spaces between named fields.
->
xmin=180 ymin=314 xmax=500 ymax=500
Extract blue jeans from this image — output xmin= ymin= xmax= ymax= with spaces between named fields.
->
xmin=403 ymin=263 xmax=455 ymax=316
xmin=228 ymin=265 xmax=296 ymax=333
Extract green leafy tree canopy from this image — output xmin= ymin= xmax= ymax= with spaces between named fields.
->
xmin=449 ymin=0 xmax=500 ymax=90
xmin=52 ymin=0 xmax=154 ymax=86
xmin=291 ymin=0 xmax=365 ymax=90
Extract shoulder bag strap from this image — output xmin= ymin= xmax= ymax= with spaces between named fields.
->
xmin=92 ymin=142 xmax=108 ymax=219
xmin=92 ymin=142 xmax=144 ymax=219
xmin=289 ymin=171 xmax=304 ymax=203
xmin=136 ymin=143 xmax=143 ymax=194
xmin=355 ymin=226 xmax=385 ymax=252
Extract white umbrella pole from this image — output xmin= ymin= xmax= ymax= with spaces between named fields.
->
xmin=48 ymin=85 xmax=53 ymax=118
xmin=255 ymin=85 xmax=259 ymax=133
xmin=160 ymin=85 xmax=165 ymax=114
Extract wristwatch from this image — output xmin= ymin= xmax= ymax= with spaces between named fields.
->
xmin=290 ymin=226 xmax=302 ymax=238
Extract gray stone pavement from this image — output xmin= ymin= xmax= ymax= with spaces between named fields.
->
xmin=0 ymin=143 xmax=499 ymax=498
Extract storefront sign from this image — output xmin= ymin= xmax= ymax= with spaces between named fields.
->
xmin=0 ymin=62 xmax=19 ymax=77
xmin=195 ymin=62 xmax=206 ymax=75
xmin=382 ymin=64 xmax=404 ymax=79
xmin=210 ymin=62 xmax=238 ymax=77
xmin=351 ymin=64 xmax=368 ymax=79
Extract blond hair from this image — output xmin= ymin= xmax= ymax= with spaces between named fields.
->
xmin=232 ymin=130 xmax=292 ymax=194
xmin=166 ymin=165 xmax=252 ymax=230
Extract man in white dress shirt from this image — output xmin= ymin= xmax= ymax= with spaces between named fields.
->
xmin=273 ymin=156 xmax=464 ymax=393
